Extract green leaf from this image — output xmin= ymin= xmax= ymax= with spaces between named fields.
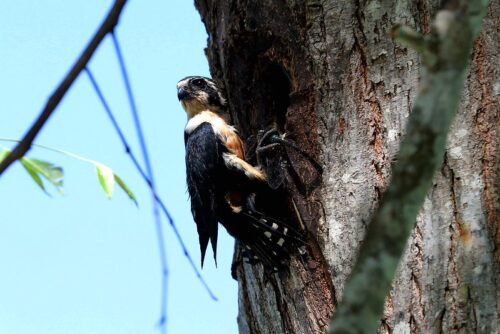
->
xmin=20 ymin=156 xmax=64 ymax=194
xmin=29 ymin=158 xmax=63 ymax=187
xmin=114 ymin=173 xmax=138 ymax=206
xmin=20 ymin=159 xmax=46 ymax=192
xmin=2 ymin=145 xmax=137 ymax=204
xmin=96 ymin=163 xmax=115 ymax=198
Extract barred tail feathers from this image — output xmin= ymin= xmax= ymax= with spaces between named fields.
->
xmin=224 ymin=209 xmax=304 ymax=271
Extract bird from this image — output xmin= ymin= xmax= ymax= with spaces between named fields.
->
xmin=177 ymin=75 xmax=303 ymax=270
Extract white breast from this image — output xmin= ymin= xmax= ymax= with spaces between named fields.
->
xmin=185 ymin=111 xmax=236 ymax=139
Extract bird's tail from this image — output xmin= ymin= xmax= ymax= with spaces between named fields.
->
xmin=223 ymin=208 xmax=305 ymax=271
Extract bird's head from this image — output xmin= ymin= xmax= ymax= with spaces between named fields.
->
xmin=176 ymin=76 xmax=227 ymax=119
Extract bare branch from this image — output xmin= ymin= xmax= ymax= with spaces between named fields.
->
xmin=0 ymin=0 xmax=128 ymax=175
xmin=329 ymin=1 xmax=490 ymax=333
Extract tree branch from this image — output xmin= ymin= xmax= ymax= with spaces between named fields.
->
xmin=0 ymin=0 xmax=128 ymax=175
xmin=329 ymin=0 xmax=490 ymax=333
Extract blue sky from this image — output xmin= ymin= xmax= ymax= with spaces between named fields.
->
xmin=0 ymin=1 xmax=238 ymax=333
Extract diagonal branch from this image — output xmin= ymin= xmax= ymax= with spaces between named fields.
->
xmin=0 ymin=0 xmax=128 ymax=175
xmin=109 ymin=32 xmax=170 ymax=329
xmin=329 ymin=1 xmax=490 ymax=333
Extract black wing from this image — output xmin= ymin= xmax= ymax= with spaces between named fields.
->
xmin=185 ymin=122 xmax=226 ymax=267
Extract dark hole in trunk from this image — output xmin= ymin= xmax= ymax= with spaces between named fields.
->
xmin=251 ymin=61 xmax=299 ymax=236
xmin=255 ymin=60 xmax=291 ymax=132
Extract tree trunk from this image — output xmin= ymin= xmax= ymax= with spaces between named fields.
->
xmin=194 ymin=1 xmax=499 ymax=333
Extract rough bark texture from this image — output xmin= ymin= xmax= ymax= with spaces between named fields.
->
xmin=194 ymin=1 xmax=499 ymax=333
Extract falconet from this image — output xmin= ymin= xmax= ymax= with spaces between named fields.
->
xmin=177 ymin=76 xmax=303 ymax=270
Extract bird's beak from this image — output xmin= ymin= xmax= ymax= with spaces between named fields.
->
xmin=177 ymin=87 xmax=189 ymax=101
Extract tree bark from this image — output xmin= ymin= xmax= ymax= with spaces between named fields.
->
xmin=194 ymin=1 xmax=499 ymax=333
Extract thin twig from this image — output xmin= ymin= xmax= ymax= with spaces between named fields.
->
xmin=109 ymin=31 xmax=169 ymax=331
xmin=0 ymin=0 xmax=128 ymax=175
xmin=0 ymin=138 xmax=107 ymax=165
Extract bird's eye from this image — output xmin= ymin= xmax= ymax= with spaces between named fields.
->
xmin=191 ymin=79 xmax=205 ymax=88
